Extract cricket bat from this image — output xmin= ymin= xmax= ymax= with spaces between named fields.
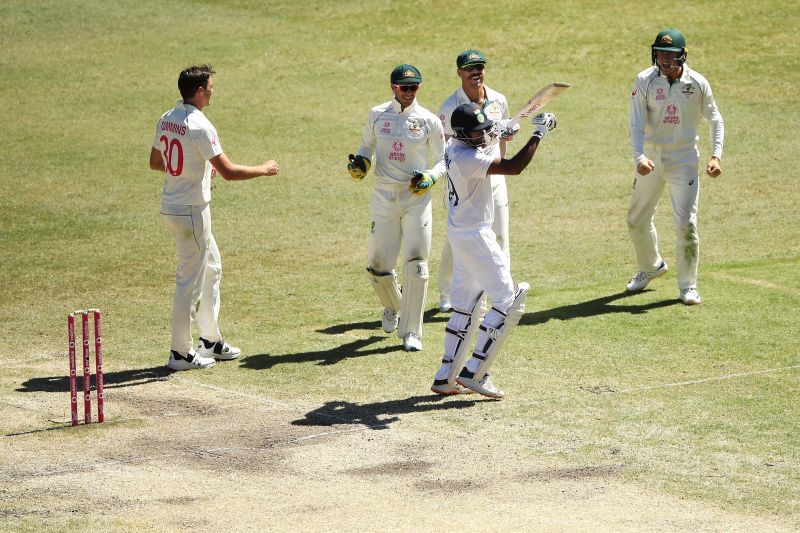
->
xmin=508 ymin=82 xmax=571 ymax=127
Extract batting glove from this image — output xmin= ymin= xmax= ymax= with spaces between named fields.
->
xmin=347 ymin=154 xmax=371 ymax=181
xmin=409 ymin=171 xmax=436 ymax=196
xmin=499 ymin=122 xmax=520 ymax=142
xmin=532 ymin=112 xmax=557 ymax=139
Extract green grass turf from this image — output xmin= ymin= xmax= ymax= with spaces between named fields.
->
xmin=1 ymin=0 xmax=798 ymax=526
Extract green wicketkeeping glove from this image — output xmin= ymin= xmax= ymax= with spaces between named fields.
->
xmin=409 ymin=171 xmax=436 ymax=196
xmin=347 ymin=154 xmax=371 ymax=181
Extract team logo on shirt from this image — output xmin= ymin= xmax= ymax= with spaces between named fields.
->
xmin=484 ymin=101 xmax=503 ymax=120
xmin=407 ymin=118 xmax=423 ymax=138
xmin=390 ymin=140 xmax=405 ymax=161
xmin=682 ymin=83 xmax=695 ymax=97
xmin=663 ymin=104 xmax=680 ymax=124
xmin=656 ymin=87 xmax=666 ymax=101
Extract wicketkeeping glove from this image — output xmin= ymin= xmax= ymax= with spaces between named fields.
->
xmin=409 ymin=170 xmax=436 ymax=196
xmin=531 ymin=112 xmax=557 ymax=139
xmin=347 ymin=154 xmax=371 ymax=180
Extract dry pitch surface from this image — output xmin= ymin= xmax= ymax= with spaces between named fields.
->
xmin=1 ymin=359 xmax=791 ymax=531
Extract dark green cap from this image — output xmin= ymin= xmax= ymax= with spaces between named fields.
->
xmin=390 ymin=64 xmax=422 ymax=85
xmin=652 ymin=29 xmax=686 ymax=52
xmin=456 ymin=49 xmax=487 ymax=69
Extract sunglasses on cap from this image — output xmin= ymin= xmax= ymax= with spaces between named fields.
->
xmin=393 ymin=84 xmax=419 ymax=92
xmin=461 ymin=64 xmax=485 ymax=72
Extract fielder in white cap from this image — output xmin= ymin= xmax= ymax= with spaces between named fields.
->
xmin=626 ymin=29 xmax=725 ymax=305
xmin=347 ymin=64 xmax=446 ymax=352
xmin=150 ymin=64 xmax=279 ymax=371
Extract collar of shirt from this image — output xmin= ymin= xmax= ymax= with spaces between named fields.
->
xmin=391 ymin=97 xmax=417 ymax=114
xmin=176 ymin=100 xmax=201 ymax=113
xmin=456 ymin=85 xmax=497 ymax=108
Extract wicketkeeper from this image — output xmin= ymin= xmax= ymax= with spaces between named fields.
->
xmin=347 ymin=64 xmax=446 ymax=352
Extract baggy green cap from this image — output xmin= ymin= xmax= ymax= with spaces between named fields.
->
xmin=456 ymin=49 xmax=487 ymax=69
xmin=390 ymin=64 xmax=422 ymax=85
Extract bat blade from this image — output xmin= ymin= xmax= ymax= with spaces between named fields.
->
xmin=509 ymin=82 xmax=571 ymax=126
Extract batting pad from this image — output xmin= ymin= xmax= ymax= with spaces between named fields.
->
xmin=473 ymin=282 xmax=529 ymax=380
xmin=367 ymin=268 xmax=401 ymax=312
xmin=398 ymin=259 xmax=428 ymax=339
xmin=446 ymin=291 xmax=485 ymax=385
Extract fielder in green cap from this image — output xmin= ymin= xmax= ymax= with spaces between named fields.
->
xmin=346 ymin=64 xmax=446 ymax=352
xmin=435 ymin=49 xmax=516 ymax=315
xmin=624 ymin=29 xmax=725 ymax=306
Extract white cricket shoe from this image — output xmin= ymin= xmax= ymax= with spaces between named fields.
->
xmin=382 ymin=308 xmax=399 ymax=333
xmin=431 ymin=379 xmax=473 ymax=395
xmin=168 ymin=350 xmax=216 ymax=371
xmin=456 ymin=370 xmax=504 ymax=399
xmin=197 ymin=338 xmax=241 ymax=360
xmin=403 ymin=333 xmax=422 ymax=352
xmin=438 ymin=296 xmax=452 ymax=313
xmin=679 ymin=287 xmax=702 ymax=305
xmin=625 ymin=261 xmax=668 ymax=292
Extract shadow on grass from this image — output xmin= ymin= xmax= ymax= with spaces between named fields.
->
xmin=16 ymin=365 xmax=172 ymax=393
xmin=521 ymin=291 xmax=680 ymax=326
xmin=241 ymin=335 xmax=403 ymax=370
xmin=316 ymin=307 xmax=448 ymax=335
xmin=292 ymin=394 xmax=479 ymax=430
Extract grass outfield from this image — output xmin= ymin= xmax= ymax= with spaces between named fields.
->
xmin=1 ymin=0 xmax=799 ymax=529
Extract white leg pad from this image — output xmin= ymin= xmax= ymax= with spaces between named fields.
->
xmin=367 ymin=267 xmax=401 ymax=311
xmin=398 ymin=259 xmax=429 ymax=339
xmin=472 ymin=282 xmax=529 ymax=380
xmin=446 ymin=291 xmax=485 ymax=385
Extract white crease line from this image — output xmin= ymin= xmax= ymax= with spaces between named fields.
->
xmin=609 ymin=364 xmax=800 ymax=394
xmin=173 ymin=377 xmax=292 ymax=408
xmin=172 ymin=376 xmax=363 ymax=425
xmin=2 ymin=454 xmax=173 ymax=480
xmin=289 ymin=426 xmax=377 ymax=443
xmin=708 ymin=272 xmax=799 ymax=294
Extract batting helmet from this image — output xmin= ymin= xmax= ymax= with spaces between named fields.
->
xmin=651 ymin=28 xmax=687 ymax=68
xmin=451 ymin=102 xmax=495 ymax=147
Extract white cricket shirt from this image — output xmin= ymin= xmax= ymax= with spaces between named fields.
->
xmin=153 ymin=100 xmax=223 ymax=205
xmin=356 ymin=98 xmax=446 ymax=185
xmin=444 ymin=138 xmax=495 ymax=231
xmin=630 ymin=65 xmax=724 ymax=163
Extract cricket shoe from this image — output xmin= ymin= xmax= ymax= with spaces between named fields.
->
xmin=456 ymin=369 xmax=504 ymax=399
xmin=382 ymin=308 xmax=399 ymax=333
xmin=431 ymin=379 xmax=473 ymax=396
xmin=168 ymin=350 xmax=216 ymax=371
xmin=625 ymin=261 xmax=668 ymax=292
xmin=679 ymin=287 xmax=702 ymax=305
xmin=438 ymin=296 xmax=452 ymax=313
xmin=403 ymin=333 xmax=422 ymax=352
xmin=197 ymin=338 xmax=241 ymax=360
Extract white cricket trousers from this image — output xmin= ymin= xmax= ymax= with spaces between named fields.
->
xmin=448 ymin=225 xmax=515 ymax=313
xmin=160 ymin=202 xmax=222 ymax=355
xmin=439 ymin=176 xmax=509 ymax=299
xmin=368 ymin=182 xmax=432 ymax=273
xmin=627 ymin=145 xmax=701 ymax=290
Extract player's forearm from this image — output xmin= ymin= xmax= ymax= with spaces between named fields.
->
xmin=494 ymin=136 xmax=540 ymax=176
xmin=219 ymin=164 xmax=268 ymax=181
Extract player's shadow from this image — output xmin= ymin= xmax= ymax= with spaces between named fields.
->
xmin=241 ymin=335 xmax=403 ymax=370
xmin=316 ymin=307 xmax=448 ymax=335
xmin=521 ymin=291 xmax=679 ymax=326
xmin=292 ymin=394 xmax=479 ymax=430
xmin=16 ymin=365 xmax=172 ymax=394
